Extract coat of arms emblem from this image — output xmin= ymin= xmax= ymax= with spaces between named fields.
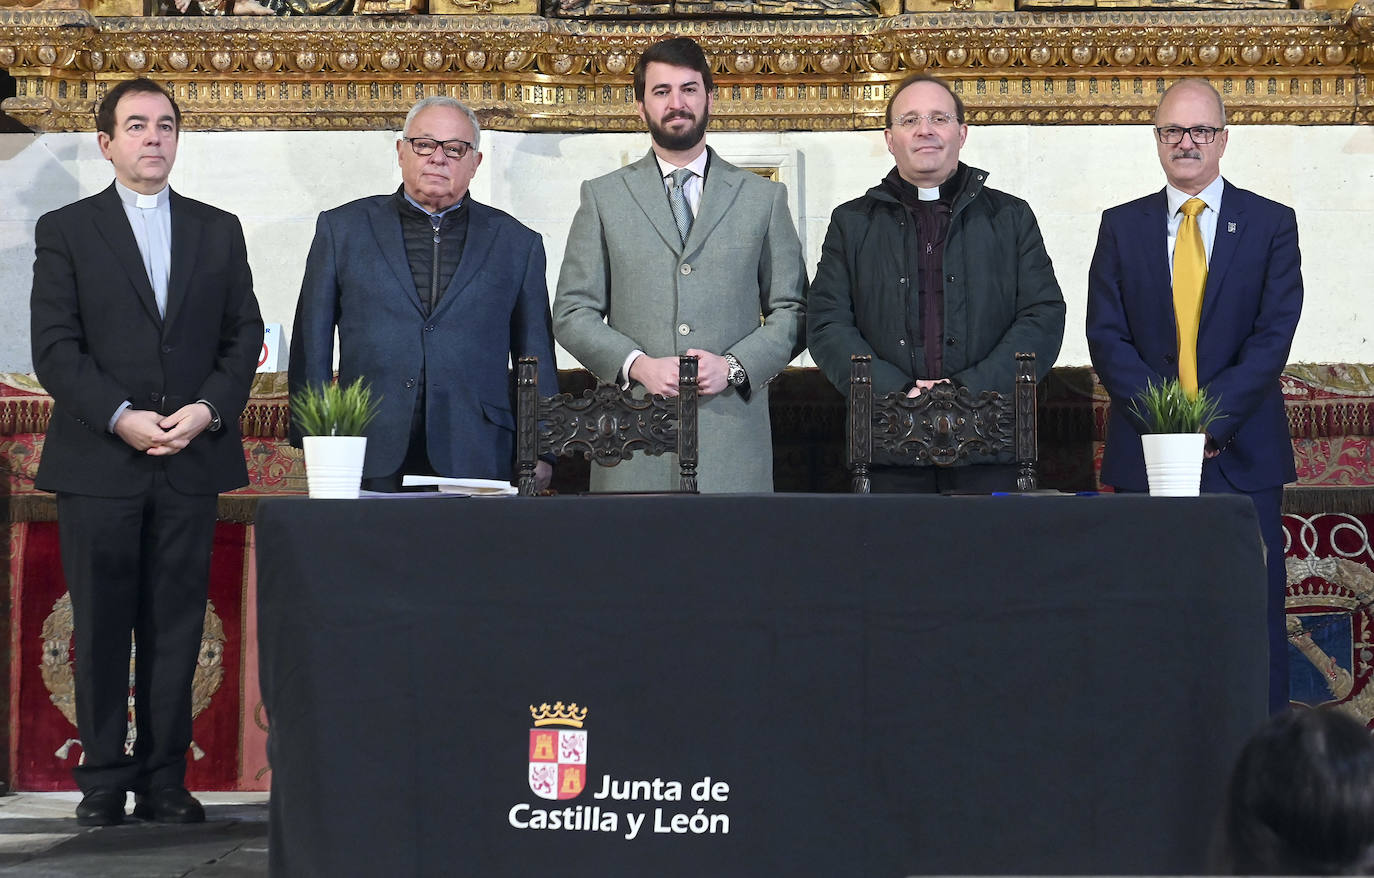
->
xmin=528 ymin=702 xmax=588 ymax=801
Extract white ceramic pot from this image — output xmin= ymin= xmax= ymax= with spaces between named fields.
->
xmin=1140 ymin=432 xmax=1206 ymax=497
xmin=302 ymin=435 xmax=367 ymax=499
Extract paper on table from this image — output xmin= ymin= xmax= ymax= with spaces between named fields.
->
xmin=400 ymin=475 xmax=518 ymax=497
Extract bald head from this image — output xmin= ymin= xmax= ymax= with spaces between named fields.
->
xmin=1154 ymin=78 xmax=1229 ymax=195
xmin=1154 ymin=79 xmax=1226 ymax=127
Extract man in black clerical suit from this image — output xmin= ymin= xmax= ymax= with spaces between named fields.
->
xmin=30 ymin=77 xmax=262 ymax=826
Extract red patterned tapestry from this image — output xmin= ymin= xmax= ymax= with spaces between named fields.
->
xmin=8 ymin=521 xmax=250 ymax=790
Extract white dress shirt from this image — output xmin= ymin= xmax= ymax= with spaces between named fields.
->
xmin=1165 ymin=174 xmax=1225 ymax=280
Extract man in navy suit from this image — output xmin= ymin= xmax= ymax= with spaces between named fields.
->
xmin=1087 ymin=78 xmax=1303 ymax=712
xmin=290 ymin=96 xmax=558 ymax=491
xmin=31 ymin=78 xmax=263 ymax=825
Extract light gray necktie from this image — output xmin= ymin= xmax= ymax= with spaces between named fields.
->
xmin=138 ymin=206 xmax=169 ymax=318
xmin=668 ymin=168 xmax=694 ymax=245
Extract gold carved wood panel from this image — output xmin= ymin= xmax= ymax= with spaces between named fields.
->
xmin=1 ymin=6 xmax=1371 ymax=131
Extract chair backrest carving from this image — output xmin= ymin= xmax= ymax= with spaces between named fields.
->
xmin=516 ymin=356 xmax=699 ymax=495
xmin=847 ymin=353 xmax=1038 ymax=493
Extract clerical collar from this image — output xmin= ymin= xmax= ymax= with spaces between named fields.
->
xmin=114 ymin=181 xmax=169 ymax=210
xmin=884 ymin=164 xmax=966 ymax=208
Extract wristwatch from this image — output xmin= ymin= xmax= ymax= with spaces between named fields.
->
xmin=723 ymin=353 xmax=747 ymax=388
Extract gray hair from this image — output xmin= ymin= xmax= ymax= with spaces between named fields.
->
xmin=401 ymin=96 xmax=481 ymax=152
xmin=1156 ymin=78 xmax=1227 ymax=128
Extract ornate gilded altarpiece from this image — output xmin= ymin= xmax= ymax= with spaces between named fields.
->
xmin=1 ymin=0 xmax=1371 ymax=132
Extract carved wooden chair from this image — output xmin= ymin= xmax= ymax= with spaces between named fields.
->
xmin=515 ymin=356 xmax=699 ymax=496
xmin=847 ymin=353 xmax=1038 ymax=493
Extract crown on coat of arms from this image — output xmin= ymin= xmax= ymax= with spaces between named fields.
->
xmin=530 ymin=701 xmax=588 ymax=728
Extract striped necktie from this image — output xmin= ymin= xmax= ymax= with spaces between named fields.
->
xmin=1172 ymin=197 xmax=1208 ymax=398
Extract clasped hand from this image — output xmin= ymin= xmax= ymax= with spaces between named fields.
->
xmin=114 ymin=404 xmax=212 ymax=455
xmin=628 ymin=350 xmax=730 ymax=397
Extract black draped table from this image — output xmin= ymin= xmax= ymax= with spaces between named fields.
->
xmin=256 ymin=493 xmax=1268 ymax=877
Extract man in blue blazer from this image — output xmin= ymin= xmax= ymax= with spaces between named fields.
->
xmin=290 ymin=96 xmax=558 ymax=490
xmin=1087 ymin=79 xmax=1303 ymax=712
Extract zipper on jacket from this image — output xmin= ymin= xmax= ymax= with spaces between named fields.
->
xmin=428 ymin=214 xmax=441 ymax=315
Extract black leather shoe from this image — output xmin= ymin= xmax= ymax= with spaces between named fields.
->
xmin=132 ymin=786 xmax=205 ymax=824
xmin=75 ymin=789 xmax=126 ymax=826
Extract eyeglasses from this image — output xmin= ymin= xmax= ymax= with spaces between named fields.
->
xmin=403 ymin=137 xmax=475 ymax=159
xmin=1154 ymin=126 xmax=1223 ymax=145
xmin=891 ymin=112 xmax=958 ymax=130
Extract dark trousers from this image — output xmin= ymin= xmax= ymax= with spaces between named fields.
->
xmin=57 ymin=472 xmax=217 ymax=794
xmin=869 ymin=463 xmax=1020 ymax=494
xmin=361 ymin=405 xmax=438 ymax=493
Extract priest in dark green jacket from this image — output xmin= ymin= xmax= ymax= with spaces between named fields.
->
xmin=808 ymin=73 xmax=1065 ymax=493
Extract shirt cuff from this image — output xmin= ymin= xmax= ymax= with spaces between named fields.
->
xmin=619 ymin=350 xmax=645 ymax=390
xmin=107 ymin=400 xmax=133 ymax=433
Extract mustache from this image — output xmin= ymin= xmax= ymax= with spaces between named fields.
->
xmin=662 ymin=110 xmax=695 ymax=123
xmin=1171 ymin=149 xmax=1203 ymax=160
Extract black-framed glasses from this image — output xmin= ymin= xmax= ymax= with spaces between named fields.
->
xmin=892 ymin=112 xmax=958 ymax=130
xmin=1154 ymin=126 xmax=1223 ymax=145
xmin=403 ymin=137 xmax=475 ymax=159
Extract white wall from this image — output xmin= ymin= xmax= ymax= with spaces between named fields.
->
xmin=2 ymin=124 xmax=1371 ymax=373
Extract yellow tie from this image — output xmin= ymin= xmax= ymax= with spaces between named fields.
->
xmin=1172 ymin=197 xmax=1208 ymax=399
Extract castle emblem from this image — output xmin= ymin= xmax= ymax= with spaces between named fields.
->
xmin=528 ymin=701 xmax=588 ymax=801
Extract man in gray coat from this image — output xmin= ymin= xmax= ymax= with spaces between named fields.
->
xmin=553 ymin=36 xmax=807 ymax=493
xmin=290 ymin=96 xmax=558 ymax=491
xmin=808 ymin=74 xmax=1065 ymax=493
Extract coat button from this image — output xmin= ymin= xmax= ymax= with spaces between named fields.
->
xmin=680 ymin=263 xmax=692 ymax=276
xmin=424 ymin=325 xmax=435 ymax=332
xmin=677 ymin=323 xmax=691 ymax=336
xmin=946 ymin=275 xmax=956 ymax=283
xmin=946 ymin=336 xmax=957 ymax=346
xmin=898 ymin=277 xmax=907 ymax=285
xmin=161 ymin=344 xmax=173 ymax=354
xmin=405 ymin=379 xmax=416 ymax=388
xmin=898 ymin=339 xmax=906 ymax=346
xmin=149 ymin=392 xmax=160 ymax=403
xmin=1164 ymin=354 xmax=1176 ymax=364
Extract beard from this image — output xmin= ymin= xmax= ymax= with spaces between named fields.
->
xmin=646 ymin=108 xmax=709 ymax=152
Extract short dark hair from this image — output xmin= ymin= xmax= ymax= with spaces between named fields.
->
xmin=884 ymin=73 xmax=964 ymax=128
xmin=1214 ymin=708 xmax=1374 ymax=875
xmin=633 ymin=37 xmax=714 ymax=104
xmin=96 ymin=78 xmax=181 ymax=138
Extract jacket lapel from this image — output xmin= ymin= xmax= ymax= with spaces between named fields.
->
xmin=91 ymin=185 xmax=162 ymax=326
xmin=685 ymin=147 xmax=742 ymax=254
xmin=1141 ymin=188 xmax=1177 ymax=338
xmin=1201 ymin=180 xmax=1243 ymax=329
xmin=163 ymin=189 xmax=200 ymax=333
xmin=431 ymin=198 xmax=496 ymax=318
xmin=624 ymin=151 xmax=687 ymax=254
xmin=366 ymin=196 xmax=424 ymax=314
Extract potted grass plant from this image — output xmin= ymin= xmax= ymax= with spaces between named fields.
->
xmin=291 ymin=378 xmax=381 ymax=499
xmin=1128 ymin=377 xmax=1223 ymax=497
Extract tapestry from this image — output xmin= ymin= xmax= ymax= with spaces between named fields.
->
xmin=1285 ymin=512 xmax=1374 ymax=725
xmin=9 ymin=521 xmax=250 ymax=790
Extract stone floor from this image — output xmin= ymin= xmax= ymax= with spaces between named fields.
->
xmin=0 ymin=791 xmax=268 ymax=877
